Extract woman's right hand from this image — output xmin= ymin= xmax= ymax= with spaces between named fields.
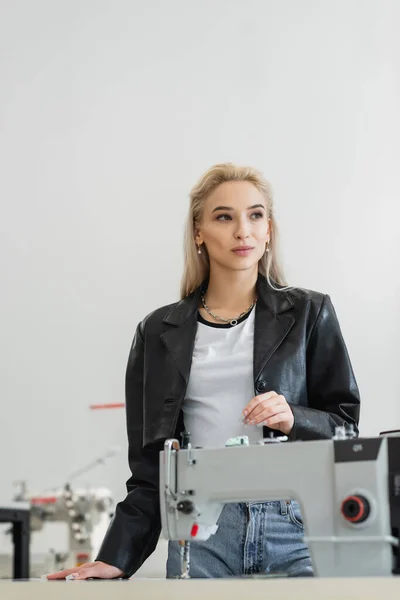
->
xmin=45 ymin=560 xmax=124 ymax=580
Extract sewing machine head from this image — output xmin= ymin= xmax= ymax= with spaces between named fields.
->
xmin=159 ymin=432 xmax=400 ymax=577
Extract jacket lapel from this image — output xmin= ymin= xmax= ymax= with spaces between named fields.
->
xmin=159 ymin=276 xmax=295 ymax=386
xmin=253 ymin=277 xmax=295 ymax=382
xmin=160 ymin=288 xmax=200 ymax=384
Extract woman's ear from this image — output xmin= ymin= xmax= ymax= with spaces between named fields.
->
xmin=194 ymin=229 xmax=203 ymax=245
xmin=266 ymin=218 xmax=272 ymax=241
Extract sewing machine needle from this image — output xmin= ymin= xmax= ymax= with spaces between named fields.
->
xmin=179 ymin=540 xmax=191 ymax=578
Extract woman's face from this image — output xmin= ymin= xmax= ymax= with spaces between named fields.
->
xmin=195 ymin=181 xmax=270 ymax=273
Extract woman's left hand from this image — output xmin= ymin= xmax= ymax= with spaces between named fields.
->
xmin=242 ymin=391 xmax=294 ymax=436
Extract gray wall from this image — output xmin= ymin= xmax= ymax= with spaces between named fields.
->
xmin=1 ymin=0 xmax=399 ymax=572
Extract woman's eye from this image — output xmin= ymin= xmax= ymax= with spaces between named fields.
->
xmin=216 ymin=212 xmax=264 ymax=221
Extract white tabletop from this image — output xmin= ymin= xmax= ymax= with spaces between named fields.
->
xmin=1 ymin=577 xmax=400 ymax=600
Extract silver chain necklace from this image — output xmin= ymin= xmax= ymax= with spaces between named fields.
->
xmin=200 ymin=295 xmax=257 ymax=327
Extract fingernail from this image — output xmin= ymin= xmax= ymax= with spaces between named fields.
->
xmin=243 ymin=410 xmax=248 ymax=416
xmin=40 ymin=575 xmax=49 ymax=581
xmin=66 ymin=573 xmax=79 ymax=580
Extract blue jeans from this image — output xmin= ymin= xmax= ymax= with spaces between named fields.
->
xmin=166 ymin=500 xmax=313 ymax=578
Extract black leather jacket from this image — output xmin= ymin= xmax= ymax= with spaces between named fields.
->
xmin=96 ymin=275 xmax=360 ymax=577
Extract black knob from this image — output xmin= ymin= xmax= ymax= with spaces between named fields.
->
xmin=176 ymin=500 xmax=195 ymax=515
xmin=256 ymin=380 xmax=267 ymax=392
xmin=341 ymin=495 xmax=370 ymax=523
xmin=73 ymin=513 xmax=85 ymax=523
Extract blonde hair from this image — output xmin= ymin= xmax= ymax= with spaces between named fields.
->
xmin=180 ymin=162 xmax=291 ymax=299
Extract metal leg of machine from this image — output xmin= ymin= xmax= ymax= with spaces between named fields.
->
xmin=12 ymin=513 xmax=30 ymax=579
xmin=0 ymin=508 xmax=30 ymax=579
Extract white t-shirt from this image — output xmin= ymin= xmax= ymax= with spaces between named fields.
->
xmin=182 ymin=307 xmax=261 ymax=448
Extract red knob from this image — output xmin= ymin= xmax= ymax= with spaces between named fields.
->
xmin=341 ymin=495 xmax=370 ymax=523
xmin=190 ymin=523 xmax=199 ymax=538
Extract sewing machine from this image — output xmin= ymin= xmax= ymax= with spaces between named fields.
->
xmin=6 ymin=482 xmax=114 ymax=575
xmin=159 ymin=431 xmax=400 ymax=578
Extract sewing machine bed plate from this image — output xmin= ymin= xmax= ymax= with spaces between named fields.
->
xmin=1 ymin=578 xmax=399 ymax=600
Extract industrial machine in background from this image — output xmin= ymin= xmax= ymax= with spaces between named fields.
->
xmin=1 ymin=402 xmax=123 ymax=578
xmin=12 ymin=480 xmax=114 ymax=573
xmin=1 ymin=446 xmax=118 ymax=578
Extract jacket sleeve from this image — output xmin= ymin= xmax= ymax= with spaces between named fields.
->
xmin=289 ymin=294 xmax=361 ymax=441
xmin=95 ymin=321 xmax=162 ymax=577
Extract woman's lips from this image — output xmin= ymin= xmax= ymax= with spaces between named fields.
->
xmin=232 ymin=247 xmax=254 ymax=256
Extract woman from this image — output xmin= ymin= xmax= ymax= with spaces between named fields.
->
xmin=47 ymin=163 xmax=360 ymax=580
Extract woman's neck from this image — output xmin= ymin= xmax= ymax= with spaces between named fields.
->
xmin=203 ymin=266 xmax=258 ymax=313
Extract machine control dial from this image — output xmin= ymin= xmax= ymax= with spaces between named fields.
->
xmin=177 ymin=500 xmax=195 ymax=515
xmin=341 ymin=494 xmax=370 ymax=523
